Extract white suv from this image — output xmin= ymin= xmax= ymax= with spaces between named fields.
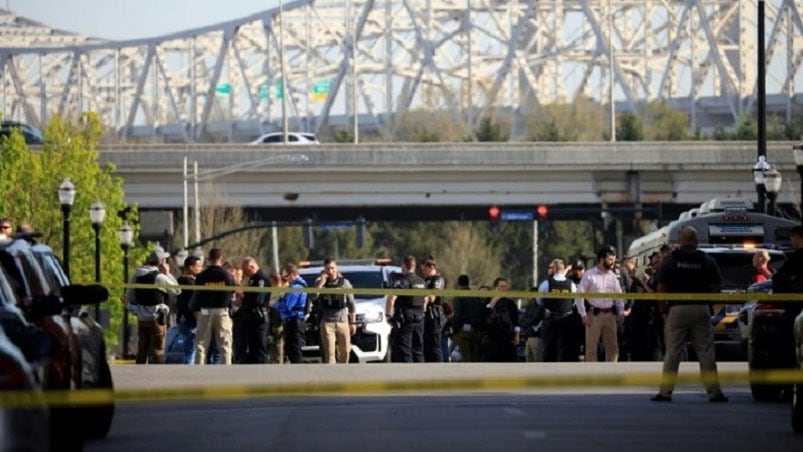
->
xmin=249 ymin=132 xmax=319 ymax=145
xmin=298 ymin=259 xmax=397 ymax=363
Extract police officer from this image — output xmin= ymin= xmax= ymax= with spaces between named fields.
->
xmin=651 ymin=226 xmax=728 ymax=402
xmin=537 ymin=259 xmax=578 ymax=362
xmin=191 ymin=248 xmax=235 ymax=365
xmin=422 ymin=257 xmax=446 ymax=362
xmin=385 ymin=255 xmax=427 ymax=363
xmin=314 ymin=258 xmax=356 ymax=364
xmin=234 ymin=257 xmax=271 ymax=364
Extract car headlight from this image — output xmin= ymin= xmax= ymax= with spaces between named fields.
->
xmin=356 ymin=312 xmax=383 ymax=324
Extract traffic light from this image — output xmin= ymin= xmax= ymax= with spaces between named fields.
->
xmin=303 ymin=218 xmax=314 ymax=249
xmin=489 ymin=205 xmax=500 ymax=234
xmin=537 ymin=204 xmax=549 ymax=236
xmin=355 ymin=216 xmax=366 ymax=248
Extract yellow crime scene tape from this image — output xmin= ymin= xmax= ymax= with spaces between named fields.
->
xmin=2 ymin=369 xmax=803 ymax=408
xmin=4 ymin=281 xmax=792 ymax=409
xmin=105 ymin=282 xmax=803 ymax=303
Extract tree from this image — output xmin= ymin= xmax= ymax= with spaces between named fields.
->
xmin=642 ymin=101 xmax=689 ymax=141
xmin=392 ymin=109 xmax=469 ymax=142
xmin=474 ymin=116 xmax=510 ymax=142
xmin=0 ymin=113 xmax=144 ymax=346
xmin=617 ymin=113 xmax=644 ymax=141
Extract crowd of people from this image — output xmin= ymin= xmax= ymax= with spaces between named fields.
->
xmin=116 ymin=223 xmax=803 ymax=400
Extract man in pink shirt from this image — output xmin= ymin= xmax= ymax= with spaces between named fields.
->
xmin=575 ymin=246 xmax=625 ymax=362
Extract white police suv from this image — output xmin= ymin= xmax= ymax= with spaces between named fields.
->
xmin=298 ymin=259 xmax=397 ymax=363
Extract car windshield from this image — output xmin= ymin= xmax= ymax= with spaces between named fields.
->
xmin=712 ymin=252 xmax=785 ymax=291
xmin=301 ymin=270 xmax=385 ymax=300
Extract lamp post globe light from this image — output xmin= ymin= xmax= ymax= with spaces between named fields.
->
xmin=118 ymin=222 xmax=134 ymax=359
xmin=764 ymin=168 xmax=783 ymax=217
xmin=793 ymin=144 xmax=803 ymax=215
xmin=89 ymin=200 xmax=106 ymax=321
xmin=753 ymin=156 xmax=770 ymax=214
xmin=58 ymin=178 xmax=76 ymax=278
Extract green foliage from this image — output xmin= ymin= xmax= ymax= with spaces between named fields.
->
xmin=733 ymin=114 xmax=758 ymax=140
xmin=525 ymin=96 xmax=606 ymax=141
xmin=617 ymin=113 xmax=644 ymax=141
xmin=0 ymin=113 xmax=146 ymax=347
xmin=642 ymin=101 xmax=689 ymax=141
xmin=393 ymin=109 xmax=469 ymax=142
xmin=474 ymin=116 xmax=510 ymax=142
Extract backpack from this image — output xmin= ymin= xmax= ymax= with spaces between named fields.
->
xmin=134 ymin=270 xmax=166 ymax=306
xmin=487 ymin=299 xmax=514 ymax=342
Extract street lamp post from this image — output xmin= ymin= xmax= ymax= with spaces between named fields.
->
xmin=89 ymin=200 xmax=106 ymax=322
xmin=58 ymin=179 xmax=76 ymax=278
xmin=793 ymin=144 xmax=803 ymax=216
xmin=753 ymin=156 xmax=770 ymax=213
xmin=118 ymin=222 xmax=134 ymax=359
xmin=182 ymin=154 xmax=309 ymax=255
xmin=764 ymin=168 xmax=783 ymax=217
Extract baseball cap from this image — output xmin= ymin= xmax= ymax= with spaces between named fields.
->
xmin=147 ymin=247 xmax=170 ymax=264
xmin=572 ymin=259 xmax=585 ymax=270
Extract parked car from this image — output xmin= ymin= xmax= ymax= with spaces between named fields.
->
xmin=0 ymin=235 xmax=111 ymax=445
xmin=793 ymin=310 xmax=802 ymax=433
xmin=0 ymin=324 xmax=49 ymax=452
xmin=0 ymin=263 xmax=50 ymax=452
xmin=0 ymin=121 xmax=44 ymax=145
xmin=248 ymin=131 xmax=319 ymax=145
xmin=745 ymin=279 xmax=800 ymax=402
xmin=298 ymin=259 xmax=397 ymax=363
xmin=30 ymin=242 xmax=115 ymax=439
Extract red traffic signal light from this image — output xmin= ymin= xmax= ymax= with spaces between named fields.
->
xmin=536 ymin=204 xmax=548 ymax=218
xmin=489 ymin=205 xmax=500 ymax=234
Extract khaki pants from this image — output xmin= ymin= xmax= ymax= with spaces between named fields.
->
xmin=585 ymin=311 xmax=618 ymax=362
xmin=525 ymin=336 xmax=543 ymax=362
xmin=320 ymin=320 xmax=351 ymax=364
xmin=195 ymin=308 xmax=233 ymax=365
xmin=658 ymin=304 xmax=722 ymax=397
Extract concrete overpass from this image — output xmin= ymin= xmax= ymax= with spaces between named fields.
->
xmin=100 ymin=141 xmax=803 ymax=223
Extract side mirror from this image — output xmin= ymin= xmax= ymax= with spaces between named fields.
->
xmin=61 ymin=284 xmax=109 ymax=306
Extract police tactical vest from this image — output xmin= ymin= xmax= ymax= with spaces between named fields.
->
xmin=543 ymin=277 xmax=573 ymax=313
xmin=667 ymin=248 xmax=710 ymax=293
xmin=320 ymin=277 xmax=347 ymax=310
xmin=396 ymin=273 xmax=426 ymax=309
xmin=134 ymin=270 xmax=166 ymax=306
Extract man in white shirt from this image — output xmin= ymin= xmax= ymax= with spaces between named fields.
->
xmin=575 ymin=246 xmax=625 ymax=362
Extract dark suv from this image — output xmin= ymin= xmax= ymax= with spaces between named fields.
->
xmin=0 ymin=121 xmax=44 ymax=145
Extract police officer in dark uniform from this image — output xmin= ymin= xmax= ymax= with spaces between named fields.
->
xmin=385 ymin=255 xmax=427 ymax=363
xmin=651 ymin=226 xmax=728 ymax=402
xmin=234 ymin=257 xmax=271 ymax=364
xmin=422 ymin=257 xmax=446 ymax=362
xmin=769 ymin=225 xmax=803 ymax=400
xmin=190 ymin=248 xmax=235 ymax=365
xmin=537 ymin=259 xmax=578 ymax=362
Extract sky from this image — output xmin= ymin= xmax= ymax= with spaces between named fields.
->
xmin=7 ymin=0 xmax=281 ymax=40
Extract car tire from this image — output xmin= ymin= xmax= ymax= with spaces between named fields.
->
xmin=83 ymin=358 xmax=115 ymax=439
xmin=793 ymin=384 xmax=803 ymax=433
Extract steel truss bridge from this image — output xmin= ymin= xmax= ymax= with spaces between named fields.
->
xmin=1 ymin=0 xmax=802 ymax=143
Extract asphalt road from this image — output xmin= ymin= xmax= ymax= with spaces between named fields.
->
xmin=85 ymin=391 xmax=800 ymax=452
xmin=83 ymin=362 xmax=801 ymax=452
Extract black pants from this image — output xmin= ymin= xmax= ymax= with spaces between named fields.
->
xmin=283 ymin=317 xmax=306 ymax=364
xmin=234 ymin=316 xmax=270 ymax=364
xmin=542 ymin=315 xmax=578 ymax=362
xmin=392 ymin=309 xmax=424 ymax=363
xmin=423 ymin=318 xmax=444 ymax=362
